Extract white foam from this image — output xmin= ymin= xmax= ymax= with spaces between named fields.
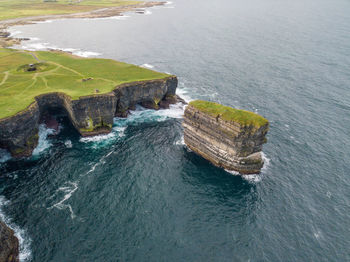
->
xmin=79 ymin=132 xmax=116 ymax=143
xmin=73 ymin=50 xmax=102 ymax=57
xmin=242 ymin=174 xmax=262 ymax=183
xmin=28 ymin=37 xmax=40 ymax=41
xmin=0 ymin=196 xmax=32 ymax=261
xmin=141 ymin=63 xmax=155 ymax=69
xmin=9 ymin=30 xmax=22 ymax=37
xmin=64 ymin=140 xmax=72 ymax=148
xmin=86 ymin=15 xmax=130 ymax=21
xmin=34 ymin=20 xmax=53 ymax=24
xmin=19 ymin=41 xmax=101 ymax=57
xmin=175 ymin=136 xmax=185 ymax=145
xmin=50 ymin=181 xmax=78 ymax=219
xmin=32 ymin=124 xmax=55 ymax=156
xmin=165 ymin=1 xmax=173 ymax=4
xmin=144 ymin=10 xmax=152 ymax=15
xmin=261 ymin=152 xmax=271 ymax=172
xmin=176 ymin=86 xmax=193 ymax=103
xmin=123 ymin=103 xmax=185 ymax=124
xmin=0 ymin=149 xmax=11 ymax=163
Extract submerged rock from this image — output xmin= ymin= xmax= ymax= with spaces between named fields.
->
xmin=0 ymin=221 xmax=19 ymax=262
xmin=183 ymin=100 xmax=269 ymax=174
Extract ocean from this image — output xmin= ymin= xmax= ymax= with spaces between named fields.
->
xmin=1 ymin=0 xmax=350 ymax=261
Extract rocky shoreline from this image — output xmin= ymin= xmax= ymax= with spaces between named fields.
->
xmin=0 ymin=221 xmax=19 ymax=262
xmin=0 ymin=1 xmax=165 ymax=48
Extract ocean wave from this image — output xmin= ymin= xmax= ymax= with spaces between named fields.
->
xmin=0 ymin=149 xmax=11 ymax=163
xmin=19 ymin=41 xmax=101 ymax=57
xmin=34 ymin=20 xmax=53 ymax=24
xmin=79 ymin=126 xmax=126 ymax=149
xmin=144 ymin=10 xmax=152 ymax=15
xmin=9 ymin=30 xmax=22 ymax=37
xmin=141 ymin=63 xmax=155 ymax=69
xmin=261 ymin=152 xmax=271 ymax=173
xmin=174 ymin=135 xmax=185 ymax=145
xmin=64 ymin=140 xmax=72 ymax=148
xmin=0 ymin=196 xmax=32 ymax=261
xmin=73 ymin=51 xmax=102 ymax=57
xmin=32 ymin=124 xmax=56 ymax=156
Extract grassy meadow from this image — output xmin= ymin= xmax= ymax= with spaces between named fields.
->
xmin=0 ymin=0 xmax=141 ymax=21
xmin=0 ymin=48 xmax=169 ymax=119
xmin=189 ymin=100 xmax=269 ymax=128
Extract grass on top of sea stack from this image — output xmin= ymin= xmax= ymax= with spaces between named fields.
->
xmin=189 ymin=100 xmax=269 ymax=128
xmin=0 ymin=48 xmax=170 ymax=119
xmin=0 ymin=0 xmax=141 ymax=21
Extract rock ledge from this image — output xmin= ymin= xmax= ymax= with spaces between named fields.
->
xmin=183 ymin=100 xmax=269 ymax=174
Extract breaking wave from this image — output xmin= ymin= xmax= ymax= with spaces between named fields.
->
xmin=19 ymin=41 xmax=102 ymax=58
xmin=0 ymin=196 xmax=32 ymax=261
xmin=141 ymin=63 xmax=155 ymax=69
xmin=32 ymin=124 xmax=56 ymax=156
xmin=0 ymin=149 xmax=11 ymax=163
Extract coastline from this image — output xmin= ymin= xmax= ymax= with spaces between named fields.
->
xmin=0 ymin=1 xmax=166 ymax=48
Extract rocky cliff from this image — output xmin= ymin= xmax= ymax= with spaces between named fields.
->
xmin=183 ymin=100 xmax=269 ymax=174
xmin=0 ymin=221 xmax=19 ymax=262
xmin=0 ymin=76 xmax=178 ymax=157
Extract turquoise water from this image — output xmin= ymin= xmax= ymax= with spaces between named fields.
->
xmin=1 ymin=0 xmax=350 ymax=261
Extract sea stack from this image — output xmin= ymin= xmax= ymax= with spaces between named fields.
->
xmin=183 ymin=100 xmax=269 ymax=174
xmin=0 ymin=221 xmax=19 ymax=262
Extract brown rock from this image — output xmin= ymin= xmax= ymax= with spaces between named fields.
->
xmin=183 ymin=102 xmax=269 ymax=174
xmin=0 ymin=221 xmax=19 ymax=262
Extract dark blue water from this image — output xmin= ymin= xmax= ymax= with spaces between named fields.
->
xmin=2 ymin=0 xmax=350 ymax=261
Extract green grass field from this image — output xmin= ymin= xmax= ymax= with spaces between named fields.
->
xmin=189 ymin=100 xmax=269 ymax=128
xmin=0 ymin=48 xmax=169 ymax=119
xmin=0 ymin=0 xmax=141 ymax=21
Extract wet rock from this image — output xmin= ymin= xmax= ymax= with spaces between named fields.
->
xmin=0 ymin=221 xmax=19 ymax=262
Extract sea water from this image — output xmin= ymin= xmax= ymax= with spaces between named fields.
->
xmin=1 ymin=0 xmax=350 ymax=261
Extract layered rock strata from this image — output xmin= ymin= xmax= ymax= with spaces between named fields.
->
xmin=183 ymin=100 xmax=269 ymax=174
xmin=0 ymin=221 xmax=19 ymax=262
xmin=0 ymin=76 xmax=178 ymax=157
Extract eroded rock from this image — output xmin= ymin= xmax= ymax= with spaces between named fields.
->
xmin=0 ymin=221 xmax=19 ymax=262
xmin=0 ymin=76 xmax=178 ymax=157
xmin=183 ymin=100 xmax=269 ymax=174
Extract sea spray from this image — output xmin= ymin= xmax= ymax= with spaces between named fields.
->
xmin=0 ymin=196 xmax=32 ymax=262
xmin=32 ymin=124 xmax=56 ymax=156
xmin=0 ymin=149 xmax=11 ymax=164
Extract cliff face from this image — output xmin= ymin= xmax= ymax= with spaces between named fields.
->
xmin=0 ymin=221 xmax=19 ymax=262
xmin=183 ymin=102 xmax=269 ymax=174
xmin=0 ymin=76 xmax=178 ymax=157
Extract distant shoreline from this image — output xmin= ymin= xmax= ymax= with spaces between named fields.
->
xmin=0 ymin=1 xmax=165 ymax=48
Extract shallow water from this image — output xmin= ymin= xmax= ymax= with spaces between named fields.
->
xmin=2 ymin=0 xmax=350 ymax=261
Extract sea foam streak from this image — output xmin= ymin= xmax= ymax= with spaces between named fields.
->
xmin=0 ymin=196 xmax=32 ymax=261
xmin=141 ymin=63 xmax=155 ymax=69
xmin=20 ymin=41 xmax=101 ymax=58
xmin=49 ymin=181 xmax=78 ymax=219
xmin=49 ymin=151 xmax=114 ymax=218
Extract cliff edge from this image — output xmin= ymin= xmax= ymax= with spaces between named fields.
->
xmin=0 ymin=221 xmax=19 ymax=262
xmin=183 ymin=100 xmax=269 ymax=174
xmin=0 ymin=49 xmax=179 ymax=157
